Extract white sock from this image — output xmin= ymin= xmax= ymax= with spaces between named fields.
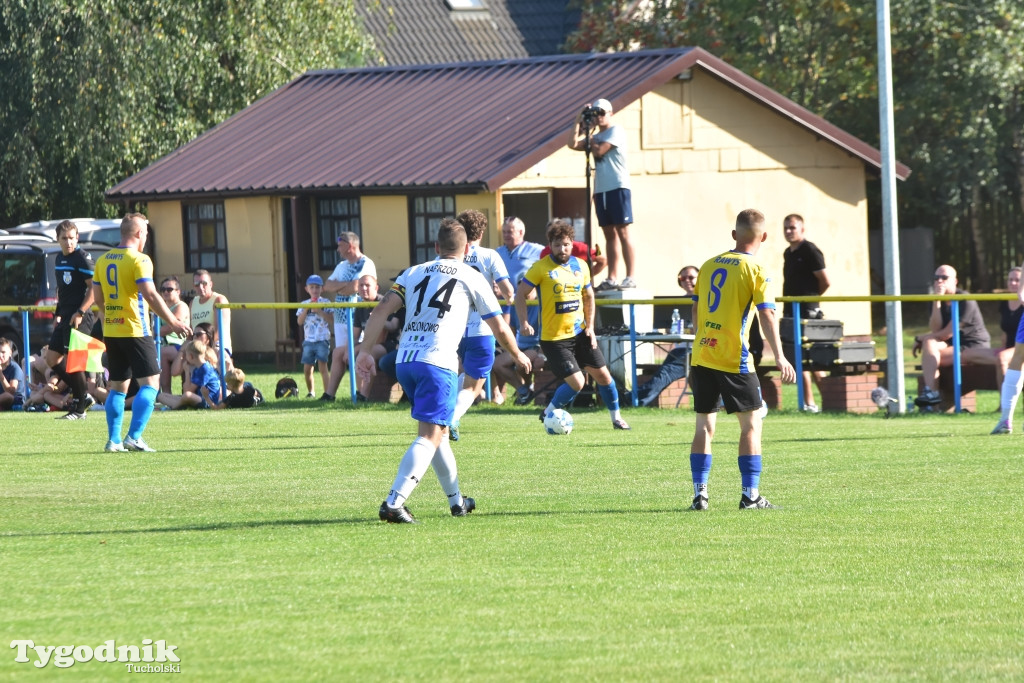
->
xmin=453 ymin=387 xmax=478 ymax=422
xmin=1001 ymin=369 xmax=1024 ymax=423
xmin=387 ymin=436 xmax=435 ymax=507
xmin=610 ymin=408 xmax=622 ymax=422
xmin=693 ymin=483 xmax=708 ymax=498
xmin=743 ymin=486 xmax=759 ymax=500
xmin=432 ymin=437 xmax=463 ymax=508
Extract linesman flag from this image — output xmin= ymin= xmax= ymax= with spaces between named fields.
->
xmin=67 ymin=328 xmax=106 ymax=373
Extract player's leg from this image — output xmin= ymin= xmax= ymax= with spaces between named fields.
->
xmin=122 ymin=338 xmax=161 ymax=451
xmin=995 ymin=336 xmax=1024 ymax=433
xmin=380 ymin=362 xmax=456 ymax=523
xmin=688 ymin=366 xmax=720 ymax=510
xmin=578 ymin=334 xmax=629 ymax=429
xmin=539 ymin=339 xmax=583 ymax=418
xmin=102 ymin=339 xmax=132 ymax=450
xmin=721 ymin=373 xmax=776 ymax=510
xmin=453 ymin=335 xmax=495 ymax=423
xmin=431 ymin=435 xmax=473 ymax=516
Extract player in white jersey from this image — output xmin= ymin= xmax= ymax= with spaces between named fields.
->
xmin=356 ymin=218 xmax=531 ymax=524
xmin=448 ymin=210 xmax=514 ymax=441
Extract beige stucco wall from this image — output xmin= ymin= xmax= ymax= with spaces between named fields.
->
xmin=149 ymin=197 xmax=281 ymax=354
xmin=504 ymin=71 xmax=873 ymax=337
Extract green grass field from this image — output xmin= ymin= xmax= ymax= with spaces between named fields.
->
xmin=3 ymin=383 xmax=1023 ymax=680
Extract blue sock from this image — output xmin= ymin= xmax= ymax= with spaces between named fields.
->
xmin=738 ymin=455 xmax=762 ymax=499
xmin=105 ymin=390 xmax=126 ymax=442
xmin=690 ymin=453 xmax=712 ymax=497
xmin=597 ymin=382 xmax=620 ymax=412
xmin=128 ymin=385 xmax=158 ymax=441
xmin=549 ymin=383 xmax=580 ymax=413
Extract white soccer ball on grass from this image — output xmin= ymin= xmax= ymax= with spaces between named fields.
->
xmin=544 ymin=409 xmax=574 ymax=435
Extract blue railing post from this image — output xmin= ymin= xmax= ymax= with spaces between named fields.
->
xmin=21 ymin=309 xmax=31 ymax=380
xmin=793 ymin=303 xmax=805 ymax=410
xmin=215 ymin=307 xmax=227 ymax=379
xmin=154 ymin=318 xmax=161 ymax=369
xmin=346 ymin=306 xmax=357 ymax=402
xmin=951 ymin=299 xmax=962 ymax=413
xmin=628 ymin=303 xmax=639 ymax=407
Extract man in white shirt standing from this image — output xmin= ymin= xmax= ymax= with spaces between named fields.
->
xmin=321 ymin=231 xmax=376 ymax=401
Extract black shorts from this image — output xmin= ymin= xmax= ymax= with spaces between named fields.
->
xmin=691 ymin=365 xmax=763 ymax=414
xmin=105 ymin=336 xmax=160 ymax=383
xmin=540 ymin=332 xmax=606 ymax=380
xmin=48 ymin=313 xmax=96 ymax=355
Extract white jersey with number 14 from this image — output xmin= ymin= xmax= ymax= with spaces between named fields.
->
xmin=391 ymin=258 xmax=502 ymax=373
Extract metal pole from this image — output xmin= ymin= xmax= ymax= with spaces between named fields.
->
xmin=793 ymin=304 xmax=805 ymax=410
xmin=951 ymin=301 xmax=962 ymax=413
xmin=878 ymin=0 xmax=906 ymax=414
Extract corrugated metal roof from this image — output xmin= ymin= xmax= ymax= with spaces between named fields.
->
xmin=355 ymin=0 xmax=578 ymax=66
xmin=106 ymin=48 xmax=909 ymax=202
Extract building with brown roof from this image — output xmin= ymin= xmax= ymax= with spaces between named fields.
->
xmin=106 ymin=48 xmax=907 ymax=354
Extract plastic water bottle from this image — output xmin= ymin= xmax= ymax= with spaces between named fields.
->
xmin=670 ymin=309 xmax=681 ymax=334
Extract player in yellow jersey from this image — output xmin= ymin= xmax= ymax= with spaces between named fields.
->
xmin=515 ymin=219 xmax=629 ymax=430
xmin=93 ymin=213 xmax=192 ymax=453
xmin=688 ymin=209 xmax=795 ymax=511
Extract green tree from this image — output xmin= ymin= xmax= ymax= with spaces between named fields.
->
xmin=0 ymin=0 xmax=372 ymax=227
xmin=564 ymin=0 xmax=1024 ymax=287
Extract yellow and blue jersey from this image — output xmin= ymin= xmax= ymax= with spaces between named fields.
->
xmin=523 ymin=255 xmax=591 ymax=341
xmin=95 ymin=247 xmax=154 ymax=338
xmin=692 ymin=250 xmax=775 ymax=374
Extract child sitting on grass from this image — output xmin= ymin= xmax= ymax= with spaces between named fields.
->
xmin=158 ymin=339 xmax=222 ymax=409
xmin=216 ymin=368 xmax=264 ymax=409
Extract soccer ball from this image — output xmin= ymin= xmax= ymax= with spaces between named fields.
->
xmin=544 ymin=409 xmax=574 ymax=435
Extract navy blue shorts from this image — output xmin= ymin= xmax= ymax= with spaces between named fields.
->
xmin=594 ymin=188 xmax=633 ymax=227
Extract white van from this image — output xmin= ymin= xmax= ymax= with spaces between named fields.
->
xmin=5 ymin=218 xmax=121 ymax=246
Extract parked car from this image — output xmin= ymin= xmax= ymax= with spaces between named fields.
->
xmin=0 ymin=239 xmax=108 ymax=360
xmin=5 ymin=218 xmax=122 ymax=246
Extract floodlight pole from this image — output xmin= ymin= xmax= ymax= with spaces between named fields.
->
xmin=877 ymin=0 xmax=906 ymax=414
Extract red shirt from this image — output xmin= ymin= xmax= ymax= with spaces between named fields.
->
xmin=539 ymin=241 xmax=596 ymax=261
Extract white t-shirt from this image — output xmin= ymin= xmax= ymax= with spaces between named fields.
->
xmin=457 ymin=244 xmax=510 ymax=338
xmin=393 ymin=258 xmax=502 ymax=373
xmin=298 ymin=297 xmax=332 ymax=343
xmin=593 ymin=124 xmax=630 ymax=193
xmin=328 ymin=255 xmax=376 ymax=340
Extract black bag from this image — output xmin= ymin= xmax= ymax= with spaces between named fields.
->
xmin=275 ymin=377 xmax=299 ymax=399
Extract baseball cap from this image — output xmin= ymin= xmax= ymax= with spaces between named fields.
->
xmin=306 ymin=274 xmax=323 ymax=286
xmin=592 ymin=98 xmax=613 ymax=113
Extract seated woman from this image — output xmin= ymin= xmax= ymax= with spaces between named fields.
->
xmin=159 ymin=339 xmax=223 ymax=409
xmin=159 ymin=276 xmax=191 ymax=392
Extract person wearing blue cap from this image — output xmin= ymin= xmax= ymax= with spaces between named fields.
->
xmin=297 ymin=274 xmax=333 ymax=398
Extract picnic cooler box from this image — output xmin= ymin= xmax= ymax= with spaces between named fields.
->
xmin=779 ymin=318 xmax=843 ymax=343
xmin=782 ymin=341 xmax=876 ymax=366
xmin=807 ymin=341 xmax=876 ymax=366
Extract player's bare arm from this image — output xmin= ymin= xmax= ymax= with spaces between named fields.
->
xmin=514 ymin=280 xmax=535 ymax=337
xmin=355 ymin=291 xmax=402 ymax=382
xmin=757 ymin=307 xmax=796 ymax=384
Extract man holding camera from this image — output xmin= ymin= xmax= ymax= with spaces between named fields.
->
xmin=568 ymin=98 xmax=636 ymax=291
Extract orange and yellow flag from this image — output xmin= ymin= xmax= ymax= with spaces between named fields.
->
xmin=67 ymin=328 xmax=105 ymax=373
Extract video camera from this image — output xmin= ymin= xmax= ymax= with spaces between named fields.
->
xmin=580 ymin=105 xmax=604 ymax=128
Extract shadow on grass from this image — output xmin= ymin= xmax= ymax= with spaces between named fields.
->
xmin=1 ymin=507 xmax=687 ymax=538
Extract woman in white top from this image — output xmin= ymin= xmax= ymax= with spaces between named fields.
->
xmin=190 ymin=269 xmax=233 ymax=369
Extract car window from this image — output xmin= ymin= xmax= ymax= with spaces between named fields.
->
xmin=0 ymin=253 xmax=45 ymax=305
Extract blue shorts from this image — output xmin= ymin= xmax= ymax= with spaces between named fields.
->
xmin=1016 ymin=311 xmax=1024 ymax=345
xmin=397 ymin=361 xmax=458 ymax=426
xmin=594 ymin=188 xmax=633 ymax=227
xmin=457 ymin=335 xmax=496 ymax=380
xmin=302 ymin=340 xmax=330 ymax=365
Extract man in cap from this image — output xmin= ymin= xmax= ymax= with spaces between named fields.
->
xmin=568 ymin=97 xmax=637 ymax=291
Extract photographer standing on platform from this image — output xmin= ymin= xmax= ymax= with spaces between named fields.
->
xmin=568 ymin=98 xmax=636 ymax=291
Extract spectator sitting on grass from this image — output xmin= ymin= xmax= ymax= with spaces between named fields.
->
xmin=216 ymin=368 xmax=264 ymax=409
xmin=159 ymin=339 xmax=223 ymax=409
